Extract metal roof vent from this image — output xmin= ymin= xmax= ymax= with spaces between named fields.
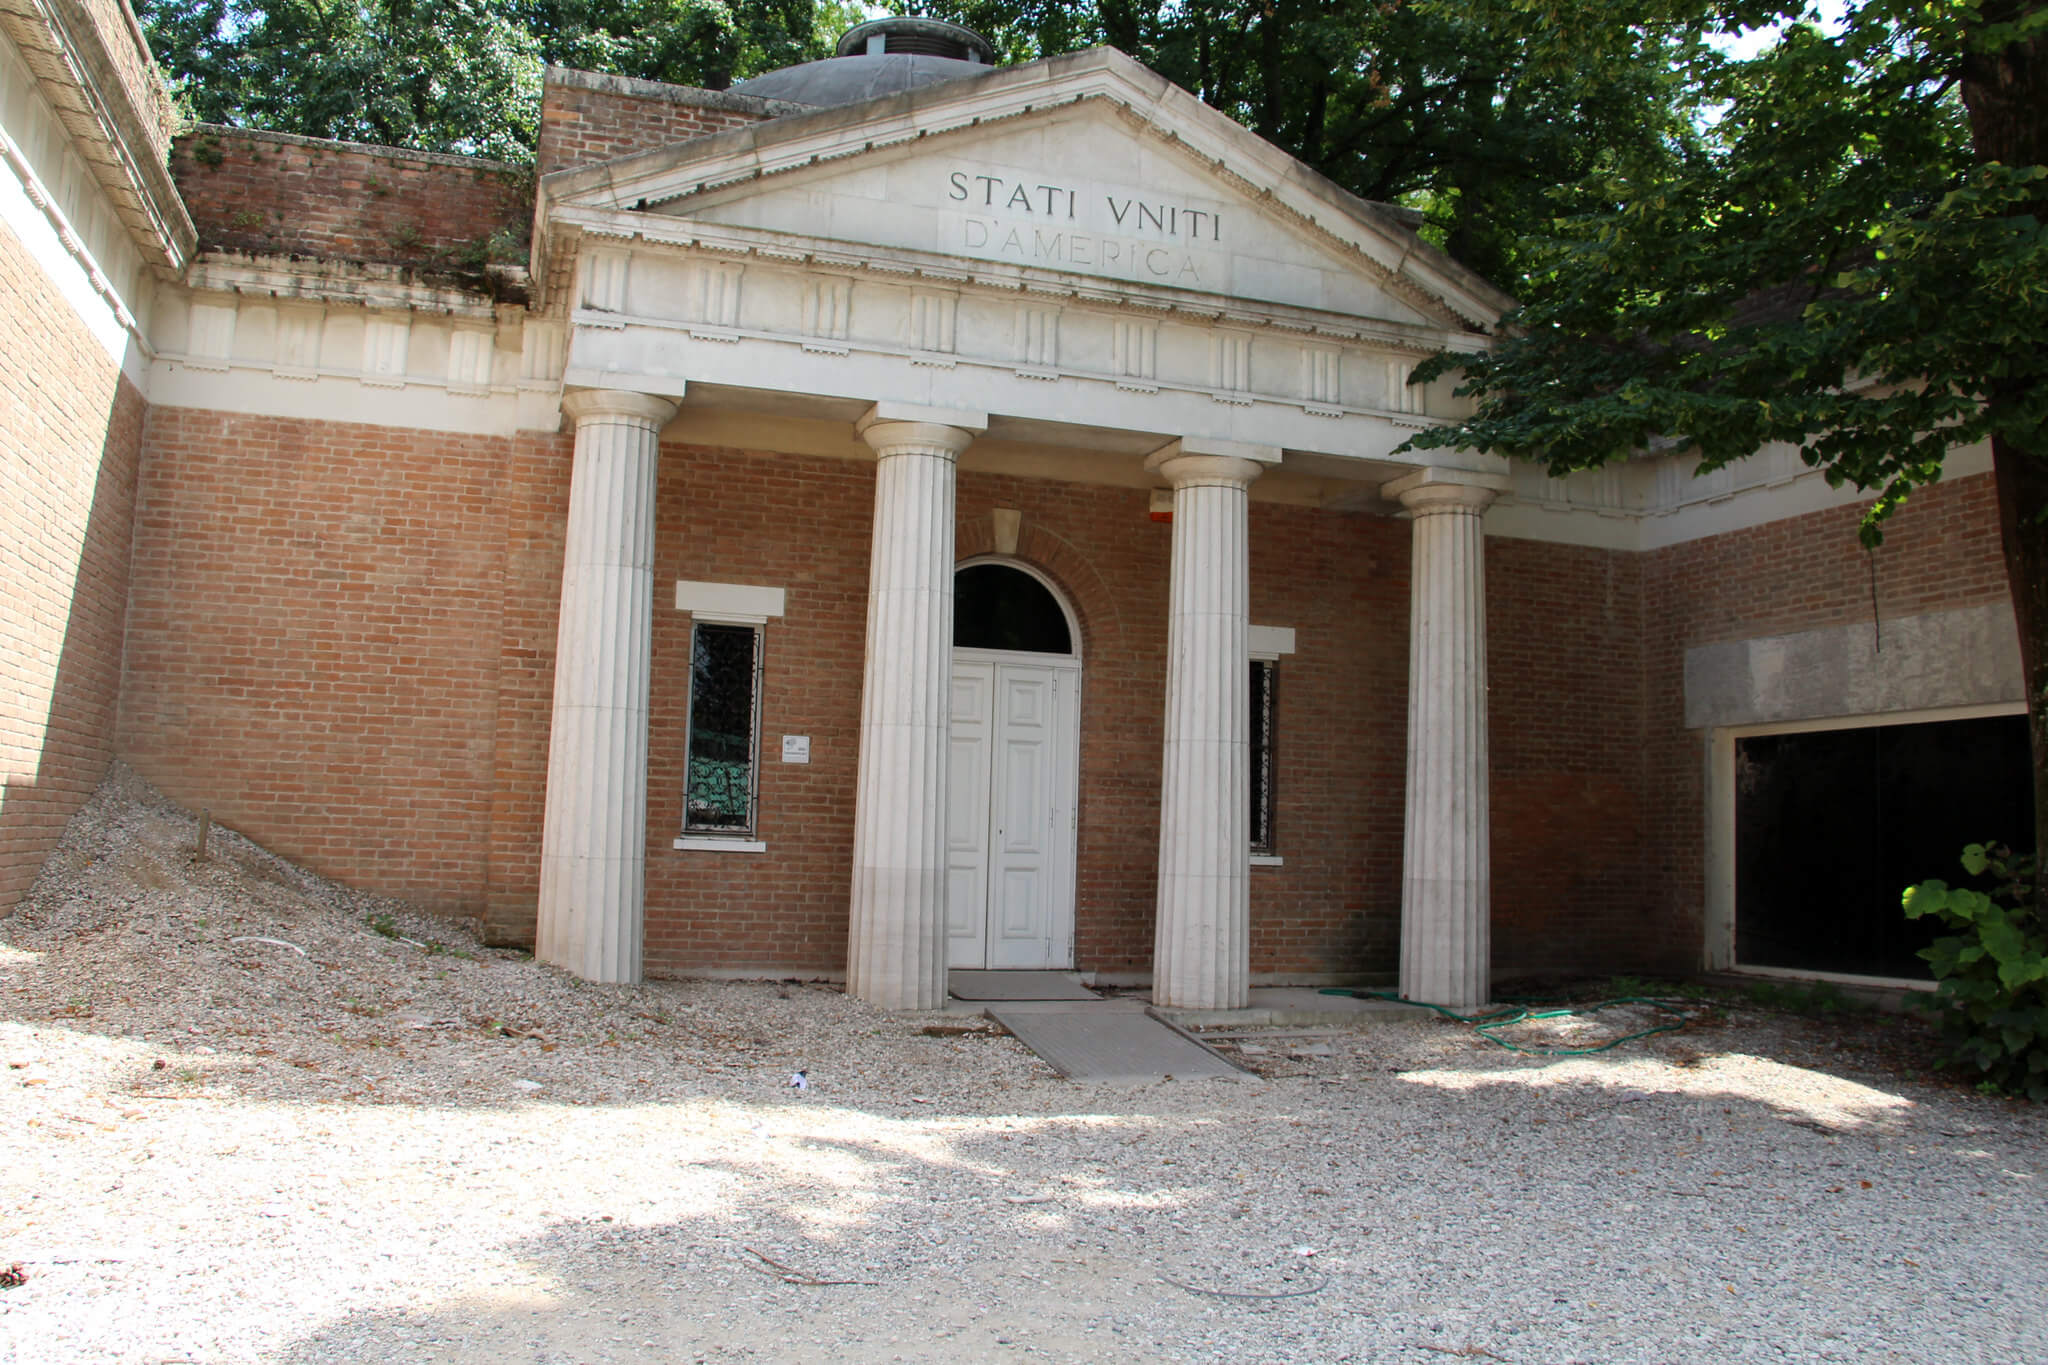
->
xmin=731 ymin=16 xmax=1000 ymax=107
xmin=833 ymin=17 xmax=996 ymax=65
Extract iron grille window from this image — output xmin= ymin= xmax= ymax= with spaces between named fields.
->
xmin=683 ymin=622 xmax=762 ymax=835
xmin=1250 ymin=659 xmax=1277 ymax=854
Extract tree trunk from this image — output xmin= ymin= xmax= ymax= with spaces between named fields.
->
xmin=1991 ymin=433 xmax=2048 ymax=910
xmin=1961 ymin=1 xmax=2048 ymax=910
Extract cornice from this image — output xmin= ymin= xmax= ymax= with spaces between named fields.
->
xmin=0 ymin=0 xmax=195 ymax=274
xmin=546 ymin=206 xmax=1481 ymax=356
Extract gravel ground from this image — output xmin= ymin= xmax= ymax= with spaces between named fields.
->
xmin=4 ymin=766 xmax=2046 ymax=1364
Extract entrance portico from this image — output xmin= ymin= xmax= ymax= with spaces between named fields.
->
xmin=528 ymin=39 xmax=1518 ymax=1005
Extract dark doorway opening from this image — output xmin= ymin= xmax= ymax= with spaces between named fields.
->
xmin=1734 ymin=713 xmax=2032 ymax=979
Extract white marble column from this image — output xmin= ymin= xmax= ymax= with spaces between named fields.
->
xmin=1386 ymin=467 xmax=1508 ymax=1009
xmin=536 ymin=387 xmax=679 ymax=984
xmin=847 ymin=402 xmax=986 ymax=1010
xmin=1146 ymin=439 xmax=1274 ymax=1010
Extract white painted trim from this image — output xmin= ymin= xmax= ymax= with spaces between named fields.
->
xmin=1704 ymin=699 xmax=2027 ymax=977
xmin=1249 ymin=624 xmax=1296 ymax=659
xmin=1725 ymin=964 xmax=1934 ymax=993
xmin=672 ymin=837 xmax=768 ymax=853
xmin=675 ymin=580 xmax=787 ymax=620
xmin=1719 ymin=700 xmax=2023 ymax=740
xmin=0 ymin=120 xmax=145 ymax=382
xmin=1487 ymin=442 xmax=1997 ymax=551
xmin=1250 ymin=854 xmax=1285 ymax=867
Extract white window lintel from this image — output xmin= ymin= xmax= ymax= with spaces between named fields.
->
xmin=676 ymin=580 xmax=786 ymax=621
xmin=673 ymin=837 xmax=768 ymax=853
xmin=1250 ymin=624 xmax=1296 ymax=661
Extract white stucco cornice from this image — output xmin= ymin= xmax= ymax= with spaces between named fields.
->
xmin=185 ymin=252 xmax=527 ymax=319
xmin=532 ymin=47 xmax=1512 ymax=332
xmin=0 ymin=0 xmax=195 ymax=275
xmin=545 ymin=202 xmax=1480 ymax=356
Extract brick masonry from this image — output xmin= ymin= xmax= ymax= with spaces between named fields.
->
xmin=121 ymin=408 xmax=522 ymax=916
xmin=116 ymin=394 xmax=2018 ymax=980
xmin=535 ymin=68 xmax=792 ymax=177
xmin=170 ymin=126 xmax=530 ymax=272
xmin=121 ymin=411 xmax=1431 ymax=978
xmin=1633 ymin=472 xmax=2011 ymax=975
xmin=1486 ymin=536 xmax=1652 ymax=978
xmin=0 ymin=216 xmax=145 ymax=912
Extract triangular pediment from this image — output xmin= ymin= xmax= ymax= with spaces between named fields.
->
xmin=541 ymin=49 xmax=1511 ymax=334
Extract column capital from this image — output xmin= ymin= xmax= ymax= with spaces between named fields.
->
xmin=1145 ymin=436 xmax=1279 ymax=491
xmin=1383 ymin=466 xmax=1509 ymax=516
xmin=562 ymin=387 xmax=681 ymax=429
xmin=856 ymin=401 xmax=986 ymax=460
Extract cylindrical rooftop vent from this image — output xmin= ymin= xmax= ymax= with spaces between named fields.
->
xmin=834 ymin=17 xmax=997 ymax=65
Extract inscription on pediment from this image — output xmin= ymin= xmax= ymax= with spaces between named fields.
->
xmin=942 ymin=167 xmax=1224 ymax=286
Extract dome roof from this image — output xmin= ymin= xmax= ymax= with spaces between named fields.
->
xmin=731 ymin=17 xmax=997 ymax=109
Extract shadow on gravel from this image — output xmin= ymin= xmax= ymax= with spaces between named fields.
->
xmin=266 ymin=1207 xmax=1167 ymax=1365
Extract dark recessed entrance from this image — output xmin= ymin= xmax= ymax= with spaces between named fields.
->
xmin=1734 ymin=713 xmax=2032 ymax=979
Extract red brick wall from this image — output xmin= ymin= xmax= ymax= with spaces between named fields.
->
xmin=640 ymin=460 xmax=1419 ymax=979
xmin=121 ymin=397 xmax=2007 ymax=981
xmin=121 ymin=408 xmax=522 ymax=914
xmin=642 ymin=443 xmax=872 ymax=972
xmin=170 ymin=127 xmax=529 ymax=271
xmin=1243 ymin=502 xmax=1411 ymax=977
xmin=481 ymin=432 xmax=574 ymax=945
xmin=0 ymin=218 xmax=145 ymax=911
xmin=130 ymin=407 xmax=1432 ymax=978
xmin=537 ymin=69 xmax=789 ymax=176
xmin=1486 ymin=539 xmax=1651 ymax=976
xmin=1635 ymin=472 xmax=2010 ymax=973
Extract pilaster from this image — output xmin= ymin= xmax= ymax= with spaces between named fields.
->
xmin=1146 ymin=438 xmax=1275 ymax=1010
xmin=1386 ymin=466 xmax=1508 ymax=1009
xmin=535 ymin=387 xmax=679 ymax=983
xmin=847 ymin=402 xmax=986 ymax=1010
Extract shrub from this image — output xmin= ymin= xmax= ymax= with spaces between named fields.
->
xmin=1902 ymin=843 xmax=2048 ymax=1099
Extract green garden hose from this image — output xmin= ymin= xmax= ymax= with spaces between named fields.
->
xmin=1317 ymin=989 xmax=1693 ymax=1056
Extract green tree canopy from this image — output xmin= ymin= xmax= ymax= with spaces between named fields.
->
xmin=140 ymin=1 xmax=1711 ymax=288
xmin=915 ymin=0 xmax=1711 ymax=293
xmin=1403 ymin=0 xmax=2048 ymax=893
xmin=136 ymin=0 xmax=857 ymax=160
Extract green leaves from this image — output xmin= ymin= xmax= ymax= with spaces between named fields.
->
xmin=136 ymin=0 xmax=835 ymax=161
xmin=1903 ymin=846 xmax=2048 ymax=1098
xmin=912 ymin=0 xmax=1712 ymax=293
xmin=1403 ymin=0 xmax=2047 ymax=556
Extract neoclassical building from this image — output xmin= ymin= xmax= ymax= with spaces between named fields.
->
xmin=2 ymin=6 xmax=2025 ymax=1008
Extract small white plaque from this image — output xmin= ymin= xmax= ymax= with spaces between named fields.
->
xmin=781 ymin=735 xmax=811 ymax=764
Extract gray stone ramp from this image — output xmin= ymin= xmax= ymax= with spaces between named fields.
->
xmin=949 ymin=970 xmax=1099 ymax=1001
xmin=987 ymin=1004 xmax=1246 ymax=1082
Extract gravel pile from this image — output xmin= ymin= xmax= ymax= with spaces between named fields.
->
xmin=4 ymin=766 xmax=2046 ymax=1363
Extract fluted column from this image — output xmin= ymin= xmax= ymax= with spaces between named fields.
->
xmin=847 ymin=402 xmax=987 ymax=1010
xmin=1387 ymin=467 xmax=1508 ymax=1009
xmin=536 ymin=387 xmax=679 ymax=984
xmin=1147 ymin=439 xmax=1274 ymax=1010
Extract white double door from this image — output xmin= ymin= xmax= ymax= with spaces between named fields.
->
xmin=946 ymin=651 xmax=1080 ymax=970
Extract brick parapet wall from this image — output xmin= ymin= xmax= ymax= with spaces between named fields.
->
xmin=0 ymin=216 xmax=144 ymax=911
xmin=170 ymin=126 xmax=530 ymax=276
xmin=536 ymin=66 xmax=798 ymax=176
xmin=74 ymin=0 xmax=174 ymax=160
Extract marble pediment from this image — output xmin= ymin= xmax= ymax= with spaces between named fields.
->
xmin=539 ymin=48 xmax=1510 ymax=337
